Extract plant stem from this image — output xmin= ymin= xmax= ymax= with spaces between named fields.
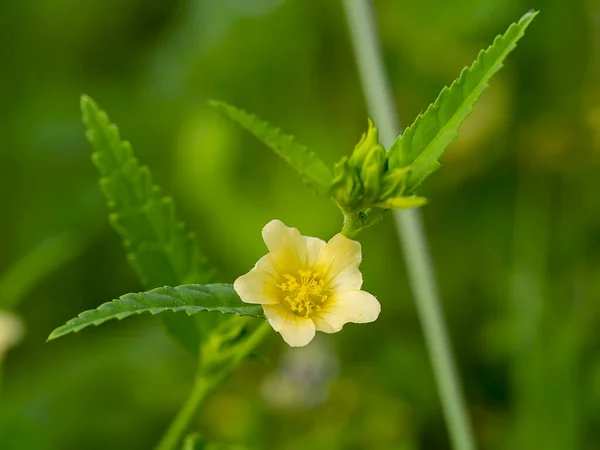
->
xmin=394 ymin=210 xmax=474 ymax=450
xmin=341 ymin=1 xmax=476 ymax=449
xmin=217 ymin=320 xmax=273 ymax=375
xmin=155 ymin=321 xmax=272 ymax=450
xmin=156 ymin=374 xmax=212 ymax=450
xmin=341 ymin=212 xmax=360 ymax=238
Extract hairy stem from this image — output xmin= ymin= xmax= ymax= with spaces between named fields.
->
xmin=341 ymin=212 xmax=360 ymax=238
xmin=341 ymin=1 xmax=476 ymax=449
xmin=155 ymin=321 xmax=272 ymax=450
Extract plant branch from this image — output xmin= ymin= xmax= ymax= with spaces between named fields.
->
xmin=155 ymin=373 xmax=213 ymax=450
xmin=155 ymin=321 xmax=272 ymax=450
xmin=341 ymin=1 xmax=476 ymax=449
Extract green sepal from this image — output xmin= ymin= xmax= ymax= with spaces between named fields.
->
xmin=349 ymin=118 xmax=380 ymax=169
xmin=330 ymin=156 xmax=363 ymax=211
xmin=379 ymin=167 xmax=410 ymax=200
xmin=360 ymin=143 xmax=386 ymax=205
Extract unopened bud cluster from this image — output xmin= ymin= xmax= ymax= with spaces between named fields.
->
xmin=331 ymin=120 xmax=426 ymax=214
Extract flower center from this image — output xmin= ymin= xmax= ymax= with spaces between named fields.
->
xmin=277 ymin=269 xmax=329 ymax=317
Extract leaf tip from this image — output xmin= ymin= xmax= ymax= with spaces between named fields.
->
xmin=80 ymin=95 xmax=102 ymax=127
xmin=46 ymin=328 xmax=62 ymax=342
xmin=520 ymin=9 xmax=539 ymax=25
xmin=80 ymin=94 xmax=96 ymax=112
xmin=207 ymin=99 xmax=227 ymax=111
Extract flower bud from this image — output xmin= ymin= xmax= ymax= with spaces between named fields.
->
xmin=360 ymin=144 xmax=386 ymax=205
xmin=330 ymin=157 xmax=363 ymax=211
xmin=331 ymin=120 xmax=428 ymax=219
xmin=349 ymin=119 xmax=380 ymax=169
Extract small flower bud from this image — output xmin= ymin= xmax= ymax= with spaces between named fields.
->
xmin=349 ymin=119 xmax=380 ymax=169
xmin=360 ymin=144 xmax=386 ymax=205
xmin=331 ymin=157 xmax=363 ymax=211
xmin=330 ymin=119 xmax=428 ymax=220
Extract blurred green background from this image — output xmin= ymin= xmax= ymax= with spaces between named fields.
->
xmin=1 ymin=0 xmax=599 ymax=448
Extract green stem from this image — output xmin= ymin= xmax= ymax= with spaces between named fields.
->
xmin=155 ymin=321 xmax=272 ymax=450
xmin=156 ymin=375 xmax=213 ymax=450
xmin=341 ymin=212 xmax=360 ymax=238
xmin=341 ymin=1 xmax=476 ymax=449
xmin=217 ymin=320 xmax=272 ymax=375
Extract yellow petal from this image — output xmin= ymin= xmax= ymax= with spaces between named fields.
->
xmin=262 ymin=219 xmax=325 ymax=271
xmin=233 ymin=254 xmax=280 ymax=305
xmin=313 ymin=290 xmax=380 ymax=333
xmin=317 ymin=233 xmax=362 ymax=291
xmin=303 ymin=236 xmax=327 ymax=267
xmin=263 ymin=304 xmax=316 ymax=347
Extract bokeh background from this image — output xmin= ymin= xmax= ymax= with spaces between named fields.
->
xmin=1 ymin=0 xmax=599 ymax=448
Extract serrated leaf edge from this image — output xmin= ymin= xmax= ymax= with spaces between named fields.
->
xmin=209 ymin=100 xmax=333 ymax=195
xmin=48 ymin=283 xmax=265 ymax=341
xmin=387 ymin=11 xmax=538 ymax=190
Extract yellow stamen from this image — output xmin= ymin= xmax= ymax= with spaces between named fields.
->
xmin=277 ymin=269 xmax=329 ymax=317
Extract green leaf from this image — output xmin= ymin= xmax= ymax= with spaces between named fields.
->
xmin=81 ymin=96 xmax=214 ymax=287
xmin=209 ymin=100 xmax=333 ymax=195
xmin=387 ymin=11 xmax=537 ymax=190
xmin=48 ymin=284 xmax=264 ymax=341
xmin=81 ymin=95 xmax=216 ymax=351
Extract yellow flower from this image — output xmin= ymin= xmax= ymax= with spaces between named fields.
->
xmin=234 ymin=220 xmax=381 ymax=347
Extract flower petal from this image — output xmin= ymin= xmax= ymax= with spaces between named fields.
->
xmin=262 ymin=219 xmax=325 ymax=271
xmin=313 ymin=290 xmax=380 ymax=333
xmin=263 ymin=304 xmax=316 ymax=347
xmin=303 ymin=236 xmax=326 ymax=267
xmin=233 ymin=254 xmax=280 ymax=305
xmin=262 ymin=219 xmax=303 ymax=255
xmin=317 ymin=233 xmax=362 ymax=291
